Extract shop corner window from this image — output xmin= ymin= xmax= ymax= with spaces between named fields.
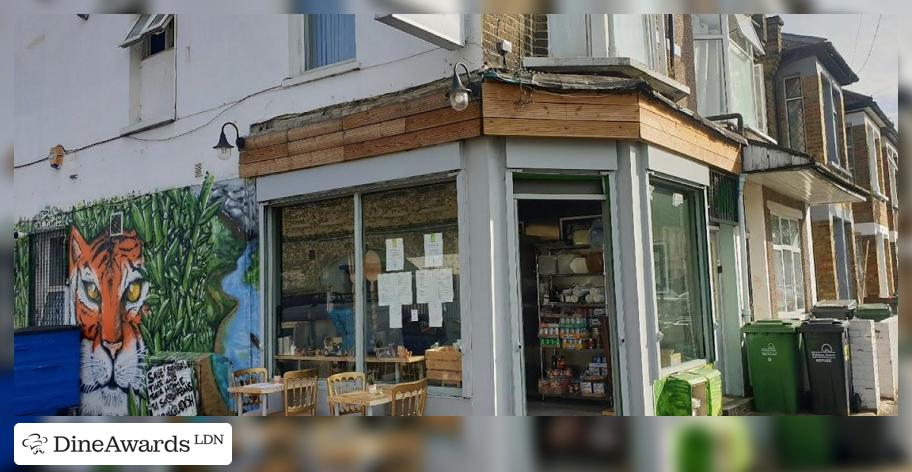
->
xmin=770 ymin=214 xmax=806 ymax=317
xmin=274 ymin=181 xmax=462 ymax=393
xmin=650 ymin=181 xmax=710 ymax=369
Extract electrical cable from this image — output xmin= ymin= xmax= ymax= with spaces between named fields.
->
xmin=850 ymin=14 xmax=863 ymax=67
xmin=855 ymin=14 xmax=882 ymax=76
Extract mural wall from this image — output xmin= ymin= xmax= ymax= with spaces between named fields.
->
xmin=14 ymin=176 xmax=260 ymax=415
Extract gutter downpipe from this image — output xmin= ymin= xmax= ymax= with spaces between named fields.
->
xmin=737 ymin=173 xmax=753 ymax=324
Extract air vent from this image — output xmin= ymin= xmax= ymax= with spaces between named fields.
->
xmin=110 ymin=212 xmax=124 ymax=236
xmin=194 ymin=162 xmax=203 ymax=178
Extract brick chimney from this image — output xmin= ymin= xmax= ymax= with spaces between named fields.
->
xmin=762 ymin=15 xmax=784 ymax=141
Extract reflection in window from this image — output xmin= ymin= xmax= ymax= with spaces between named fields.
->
xmin=771 ymin=214 xmax=805 ymax=316
xmin=362 ymin=182 xmax=460 ymax=385
xmin=651 ymin=182 xmax=707 ymax=368
xmin=277 ymin=196 xmax=356 ymax=378
xmin=784 ymin=76 xmax=806 ymax=152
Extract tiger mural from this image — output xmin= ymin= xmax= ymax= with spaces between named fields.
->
xmin=68 ymin=227 xmax=149 ymax=416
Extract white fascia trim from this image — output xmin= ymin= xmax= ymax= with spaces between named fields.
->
xmin=854 ymin=222 xmax=889 ymax=237
xmin=767 ymin=201 xmax=803 ymax=220
xmin=889 ymin=231 xmax=898 ymax=242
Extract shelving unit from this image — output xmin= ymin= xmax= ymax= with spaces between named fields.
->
xmin=535 ymin=244 xmax=613 ymax=404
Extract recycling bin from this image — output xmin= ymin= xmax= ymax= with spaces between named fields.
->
xmin=855 ymin=303 xmax=893 ymax=322
xmin=800 ymin=319 xmax=854 ymax=415
xmin=811 ymin=299 xmax=857 ymax=319
xmin=742 ymin=320 xmax=803 ymax=414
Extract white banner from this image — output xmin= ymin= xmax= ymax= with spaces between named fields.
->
xmin=15 ymin=422 xmax=232 ymax=465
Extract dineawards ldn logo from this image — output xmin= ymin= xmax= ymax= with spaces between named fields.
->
xmin=14 ymin=422 xmax=232 ymax=466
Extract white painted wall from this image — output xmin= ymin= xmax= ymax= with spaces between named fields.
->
xmin=744 ymin=181 xmax=773 ymax=319
xmin=14 ymin=14 xmax=483 ymax=218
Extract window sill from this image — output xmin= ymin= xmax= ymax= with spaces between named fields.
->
xmin=283 ymin=60 xmax=360 ymax=88
xmin=119 ymin=117 xmax=175 ymax=137
xmin=743 ymin=125 xmax=777 ymax=145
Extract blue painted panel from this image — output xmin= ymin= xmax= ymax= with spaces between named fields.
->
xmin=14 ymin=327 xmax=81 ymax=416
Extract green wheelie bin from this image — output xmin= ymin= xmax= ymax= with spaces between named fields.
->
xmin=742 ymin=320 xmax=803 ymax=414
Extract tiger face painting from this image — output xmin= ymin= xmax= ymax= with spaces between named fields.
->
xmin=68 ymin=227 xmax=150 ymax=416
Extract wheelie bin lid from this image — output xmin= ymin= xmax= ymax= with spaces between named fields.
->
xmin=742 ymin=319 xmax=801 ymax=333
xmin=855 ymin=303 xmax=892 ymax=321
xmin=799 ymin=318 xmax=848 ymax=332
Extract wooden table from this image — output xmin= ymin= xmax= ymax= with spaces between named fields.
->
xmin=332 ymin=387 xmax=392 ymax=416
xmin=274 ymin=355 xmax=426 ymax=382
xmin=227 ymin=382 xmax=284 ymax=416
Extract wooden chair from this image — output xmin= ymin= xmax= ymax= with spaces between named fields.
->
xmin=232 ymin=367 xmax=268 ymax=413
xmin=390 ymin=379 xmax=428 ymax=416
xmin=283 ymin=369 xmax=318 ymax=416
xmin=326 ymin=372 xmax=367 ymax=416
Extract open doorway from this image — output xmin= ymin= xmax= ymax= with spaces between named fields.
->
xmin=515 ymin=196 xmax=616 ymax=416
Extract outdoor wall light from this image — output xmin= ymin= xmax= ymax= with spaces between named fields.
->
xmin=213 ymin=122 xmax=245 ymax=160
xmin=447 ymin=62 xmax=473 ymax=111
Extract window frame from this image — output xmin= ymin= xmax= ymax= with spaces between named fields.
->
xmin=120 ymin=14 xmax=174 ymax=48
xmin=286 ymin=14 xmax=360 ymax=86
xmin=770 ymin=213 xmax=806 ymax=319
xmin=782 ymin=74 xmax=807 ymax=152
xmin=648 ymin=176 xmax=715 ymax=376
xmin=867 ymin=124 xmax=883 ymax=197
xmin=28 ymin=228 xmax=72 ymax=328
xmin=268 ymin=173 xmax=467 ymax=397
xmin=821 ymin=74 xmax=847 ymax=172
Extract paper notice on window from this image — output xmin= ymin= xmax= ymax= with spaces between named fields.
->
xmin=389 ymin=304 xmax=402 ymax=329
xmin=428 ymin=303 xmax=443 ymax=327
xmin=416 ymin=269 xmax=436 ymax=303
xmin=377 ymin=273 xmax=396 ymax=307
xmin=436 ymin=268 xmax=454 ymax=303
xmin=411 ymin=308 xmax=419 ymax=322
xmin=396 ymin=271 xmax=413 ymax=305
xmin=385 ymin=238 xmax=404 ymax=271
xmin=424 ymin=233 xmax=444 ymax=267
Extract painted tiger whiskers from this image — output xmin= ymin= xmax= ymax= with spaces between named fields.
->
xmin=68 ymin=227 xmax=149 ymax=416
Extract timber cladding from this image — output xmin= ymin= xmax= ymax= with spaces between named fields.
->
xmin=481 ymin=82 xmax=742 ymax=172
xmin=240 ymin=80 xmax=742 ymax=178
xmin=239 ymin=88 xmax=482 ymax=178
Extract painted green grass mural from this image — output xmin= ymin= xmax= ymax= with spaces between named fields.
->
xmin=62 ymin=175 xmax=260 ymax=415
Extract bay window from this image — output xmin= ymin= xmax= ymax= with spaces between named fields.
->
xmin=693 ymin=14 xmax=766 ymax=132
xmin=650 ymin=180 xmax=711 ymax=369
xmin=275 ymin=180 xmax=462 ymax=392
xmin=771 ymin=214 xmax=806 ymax=317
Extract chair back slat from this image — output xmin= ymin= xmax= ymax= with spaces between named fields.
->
xmin=232 ymin=368 xmax=268 ymax=410
xmin=390 ymin=379 xmax=427 ymax=416
xmin=284 ymin=369 xmax=318 ymax=416
xmin=326 ymin=372 xmax=367 ymax=416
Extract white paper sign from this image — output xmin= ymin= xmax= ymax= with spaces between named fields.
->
xmin=397 ymin=271 xmax=413 ymax=305
xmin=428 ymin=303 xmax=443 ymax=327
xmin=385 ymin=238 xmax=404 ymax=271
xmin=377 ymin=273 xmax=396 ymax=306
xmin=424 ymin=232 xmax=444 ymax=267
xmin=411 ymin=308 xmax=419 ymax=322
xmin=416 ymin=270 xmax=435 ymax=303
xmin=147 ymin=360 xmax=197 ymax=416
xmin=389 ymin=304 xmax=402 ymax=329
xmin=436 ymin=268 xmax=454 ymax=303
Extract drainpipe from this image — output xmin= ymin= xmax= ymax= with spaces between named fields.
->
xmin=737 ymin=174 xmax=753 ymax=324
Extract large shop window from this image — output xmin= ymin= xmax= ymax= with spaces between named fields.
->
xmin=276 ymin=181 xmax=461 ymax=391
xmin=650 ymin=181 xmax=710 ymax=369
xmin=771 ymin=214 xmax=806 ymax=317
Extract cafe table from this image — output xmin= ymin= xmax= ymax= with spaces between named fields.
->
xmin=227 ymin=381 xmax=285 ymax=416
xmin=332 ymin=386 xmax=393 ymax=416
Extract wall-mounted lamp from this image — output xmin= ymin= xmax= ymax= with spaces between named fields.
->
xmin=49 ymin=144 xmax=65 ymax=169
xmin=213 ymin=122 xmax=245 ymax=160
xmin=447 ymin=62 xmax=474 ymax=112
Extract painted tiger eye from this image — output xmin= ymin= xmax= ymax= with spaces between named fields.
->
xmin=126 ymin=281 xmax=142 ymax=303
xmin=84 ymin=281 xmax=99 ymax=301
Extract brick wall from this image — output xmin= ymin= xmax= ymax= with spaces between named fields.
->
xmin=802 ymin=75 xmax=826 ymax=165
xmin=850 ymin=123 xmax=870 ymax=189
xmin=762 ymin=16 xmax=784 ymax=142
xmin=672 ymin=14 xmax=697 ymax=111
xmin=481 ymin=14 xmax=539 ymax=69
xmin=857 ymin=235 xmax=881 ymax=300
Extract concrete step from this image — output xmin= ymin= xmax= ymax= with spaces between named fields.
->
xmin=722 ymin=396 xmax=753 ymax=416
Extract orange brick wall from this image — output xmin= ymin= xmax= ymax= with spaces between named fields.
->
xmin=481 ymin=14 xmax=540 ymax=70
xmin=811 ymin=219 xmax=837 ymax=300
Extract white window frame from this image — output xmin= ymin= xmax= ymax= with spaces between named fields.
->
xmin=120 ymin=14 xmax=173 ymax=48
xmin=846 ymin=125 xmax=855 ymax=175
xmin=867 ymin=124 xmax=883 ymax=197
xmin=693 ymin=14 xmax=766 ymax=134
xmin=821 ymin=74 xmax=847 ymax=173
xmin=770 ymin=212 xmax=806 ymax=319
xmin=782 ymin=74 xmax=807 ymax=152
xmin=887 ymin=147 xmax=898 ymax=208
xmin=286 ymin=15 xmax=360 ymax=87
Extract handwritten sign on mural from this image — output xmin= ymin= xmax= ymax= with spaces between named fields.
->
xmin=147 ymin=360 xmax=198 ymax=416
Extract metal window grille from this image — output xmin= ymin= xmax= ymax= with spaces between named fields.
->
xmin=708 ymin=170 xmax=739 ymax=224
xmin=29 ymin=229 xmax=71 ymax=327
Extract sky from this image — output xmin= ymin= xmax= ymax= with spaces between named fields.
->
xmin=779 ymin=14 xmax=899 ymax=126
